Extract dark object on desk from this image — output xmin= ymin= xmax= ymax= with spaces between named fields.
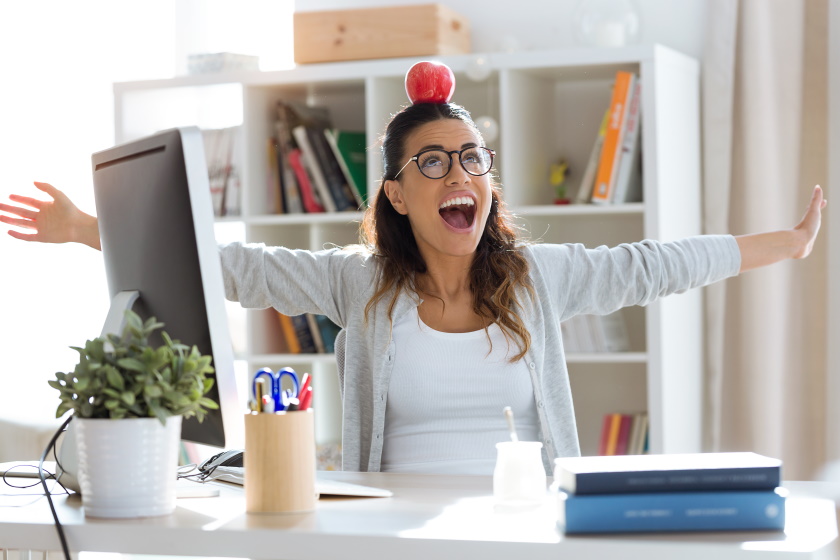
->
xmin=199 ymin=449 xmax=244 ymax=472
xmin=554 ymin=452 xmax=782 ymax=495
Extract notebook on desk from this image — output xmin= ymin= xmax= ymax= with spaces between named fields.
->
xmin=204 ymin=465 xmax=393 ymax=498
xmin=0 ymin=461 xmax=393 ymax=499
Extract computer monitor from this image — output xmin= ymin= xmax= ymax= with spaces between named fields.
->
xmin=90 ymin=126 xmax=242 ymax=449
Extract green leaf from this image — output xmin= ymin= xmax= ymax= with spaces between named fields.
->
xmin=75 ymin=377 xmax=90 ymax=391
xmin=144 ymin=385 xmax=163 ymax=398
xmin=104 ymin=399 xmax=120 ymax=410
xmin=117 ymin=358 xmax=145 ymax=372
xmin=121 ymin=391 xmax=135 ymax=406
xmin=149 ymin=404 xmax=170 ymax=426
xmin=56 ymin=402 xmax=72 ymax=418
xmin=199 ymin=398 xmax=219 ymax=409
xmin=105 ymin=366 xmax=125 ymax=390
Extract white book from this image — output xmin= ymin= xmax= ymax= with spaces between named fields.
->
xmin=611 ymin=80 xmax=642 ymax=203
xmin=223 ymin=127 xmax=242 ymax=216
xmin=576 ymin=109 xmax=609 ymax=204
xmin=600 ymin=311 xmax=631 ymax=352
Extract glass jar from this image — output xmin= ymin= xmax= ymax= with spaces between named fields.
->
xmin=493 ymin=441 xmax=546 ymax=506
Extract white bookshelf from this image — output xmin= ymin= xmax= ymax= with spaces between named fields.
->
xmin=114 ymin=44 xmax=701 ymax=457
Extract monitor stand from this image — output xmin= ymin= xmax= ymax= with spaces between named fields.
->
xmin=100 ymin=290 xmax=140 ymax=339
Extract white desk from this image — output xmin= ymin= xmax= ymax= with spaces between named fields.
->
xmin=0 ymin=472 xmax=838 ymax=559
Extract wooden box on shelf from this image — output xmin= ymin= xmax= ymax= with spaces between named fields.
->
xmin=293 ymin=4 xmax=471 ymax=64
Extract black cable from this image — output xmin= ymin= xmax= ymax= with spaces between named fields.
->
xmin=3 ymin=465 xmax=68 ymax=493
xmin=40 ymin=415 xmax=74 ymax=560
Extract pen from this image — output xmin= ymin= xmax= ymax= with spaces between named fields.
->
xmin=261 ymin=394 xmax=275 ymax=414
xmin=299 ymin=385 xmax=313 ymax=411
xmin=254 ymin=377 xmax=268 ymax=413
xmin=299 ymin=372 xmax=311 ymax=397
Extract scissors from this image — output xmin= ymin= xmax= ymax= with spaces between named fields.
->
xmin=252 ymin=367 xmax=300 ymax=412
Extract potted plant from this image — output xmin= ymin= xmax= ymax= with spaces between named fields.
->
xmin=49 ymin=310 xmax=218 ymax=518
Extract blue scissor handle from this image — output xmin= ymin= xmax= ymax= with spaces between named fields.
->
xmin=252 ymin=367 xmax=300 ymax=411
xmin=275 ymin=367 xmax=300 ymax=399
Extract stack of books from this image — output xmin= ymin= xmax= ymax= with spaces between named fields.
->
xmin=552 ymin=452 xmax=785 ymax=534
xmin=275 ymin=313 xmax=341 ymax=354
xmin=575 ymin=70 xmax=642 ymax=205
xmin=270 ymin=100 xmax=366 ymax=215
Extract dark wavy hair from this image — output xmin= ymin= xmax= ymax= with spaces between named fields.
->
xmin=360 ymin=102 xmax=534 ymax=361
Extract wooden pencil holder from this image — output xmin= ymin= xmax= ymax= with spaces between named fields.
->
xmin=244 ymin=409 xmax=317 ymax=514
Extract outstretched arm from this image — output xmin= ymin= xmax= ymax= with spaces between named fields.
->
xmin=735 ymin=185 xmax=827 ymax=273
xmin=0 ymin=182 xmax=101 ymax=250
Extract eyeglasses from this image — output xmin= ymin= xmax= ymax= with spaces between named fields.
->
xmin=393 ymin=146 xmax=496 ymax=180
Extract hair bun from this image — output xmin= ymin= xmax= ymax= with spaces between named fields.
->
xmin=405 ymin=61 xmax=456 ymax=104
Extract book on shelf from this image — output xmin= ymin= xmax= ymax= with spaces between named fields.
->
xmin=561 ymin=312 xmax=630 ymax=353
xmin=288 ymin=148 xmax=326 ymax=213
xmin=306 ymin=314 xmax=326 ymax=354
xmin=613 ymin=414 xmax=633 ymax=456
xmin=202 ymin=126 xmax=241 ymax=217
xmin=555 ymin=452 xmax=782 ymax=495
xmin=314 ymin=315 xmax=342 ymax=353
xmin=276 ymin=313 xmax=300 ymax=354
xmin=575 ymin=109 xmax=610 ymax=204
xmin=290 ymin=313 xmax=318 ymax=354
xmin=274 ymin=102 xmax=305 ymax=214
xmin=266 ymin=139 xmax=285 ymax=214
xmin=556 ymin=487 xmax=786 ymax=534
xmin=275 ymin=313 xmax=341 ymax=354
xmin=598 ymin=412 xmax=648 ymax=457
xmin=324 ymin=129 xmax=367 ymax=207
xmin=611 ymin=78 xmax=643 ymax=203
xmin=293 ymin=125 xmax=340 ymax=213
xmin=591 ymin=71 xmax=636 ymax=204
xmin=300 ymin=125 xmax=358 ymax=211
xmin=604 ymin=413 xmax=622 ymax=456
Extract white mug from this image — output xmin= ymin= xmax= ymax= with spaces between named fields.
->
xmin=493 ymin=441 xmax=547 ymax=506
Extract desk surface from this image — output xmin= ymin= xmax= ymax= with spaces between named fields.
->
xmin=0 ymin=472 xmax=837 ymax=559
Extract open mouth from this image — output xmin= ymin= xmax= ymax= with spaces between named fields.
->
xmin=438 ymin=196 xmax=477 ymax=230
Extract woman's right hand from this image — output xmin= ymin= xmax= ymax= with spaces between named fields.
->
xmin=0 ymin=182 xmax=101 ymax=250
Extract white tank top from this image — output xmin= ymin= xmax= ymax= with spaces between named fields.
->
xmin=381 ymin=307 xmax=540 ymax=475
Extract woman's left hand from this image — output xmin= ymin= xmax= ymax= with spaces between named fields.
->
xmin=792 ymin=185 xmax=827 ymax=259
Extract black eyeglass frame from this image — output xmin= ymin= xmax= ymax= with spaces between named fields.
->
xmin=393 ymin=147 xmax=496 ymax=180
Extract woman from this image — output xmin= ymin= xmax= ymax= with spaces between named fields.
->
xmin=0 ymin=101 xmax=827 ymax=475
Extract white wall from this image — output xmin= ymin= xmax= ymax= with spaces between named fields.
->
xmin=296 ymin=0 xmax=707 ymax=60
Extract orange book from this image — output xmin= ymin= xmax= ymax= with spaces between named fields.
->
xmin=614 ymin=414 xmax=633 ymax=455
xmin=591 ymin=71 xmax=635 ymax=204
xmin=604 ymin=413 xmax=623 ymax=455
xmin=276 ymin=312 xmax=301 ymax=354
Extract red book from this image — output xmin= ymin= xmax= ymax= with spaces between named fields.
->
xmin=614 ymin=414 xmax=633 ymax=455
xmin=288 ymin=148 xmax=325 ymax=213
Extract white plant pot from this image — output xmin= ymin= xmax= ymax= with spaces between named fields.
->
xmin=75 ymin=415 xmax=182 ymax=518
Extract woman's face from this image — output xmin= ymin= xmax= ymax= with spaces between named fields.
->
xmin=383 ymin=118 xmax=492 ymax=263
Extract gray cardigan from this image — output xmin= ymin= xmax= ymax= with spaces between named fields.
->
xmin=219 ymin=235 xmax=741 ymax=472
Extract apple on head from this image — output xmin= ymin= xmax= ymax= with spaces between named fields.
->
xmin=405 ymin=61 xmax=456 ymax=104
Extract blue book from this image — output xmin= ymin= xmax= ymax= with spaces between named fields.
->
xmin=554 ymin=452 xmax=782 ymax=495
xmin=558 ymin=488 xmax=786 ymax=534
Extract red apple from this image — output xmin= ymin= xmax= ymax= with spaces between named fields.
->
xmin=405 ymin=61 xmax=456 ymax=104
